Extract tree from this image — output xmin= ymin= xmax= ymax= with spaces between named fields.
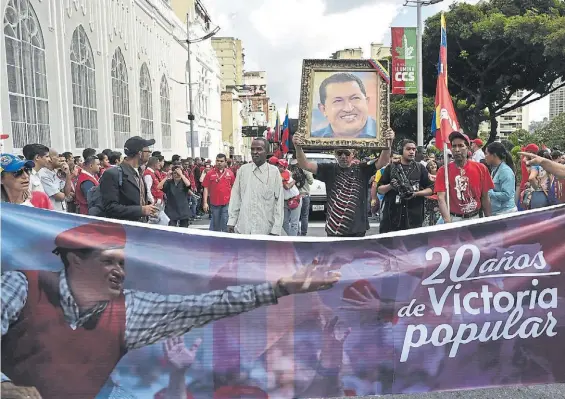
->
xmin=422 ymin=0 xmax=565 ymax=143
xmin=507 ymin=129 xmax=542 ymax=147
xmin=535 ymin=112 xmax=565 ymax=149
xmin=390 ymin=95 xmax=435 ymax=144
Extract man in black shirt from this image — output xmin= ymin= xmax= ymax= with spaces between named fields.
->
xmin=293 ymin=129 xmax=394 ymax=237
xmin=378 ymin=139 xmax=433 ymax=233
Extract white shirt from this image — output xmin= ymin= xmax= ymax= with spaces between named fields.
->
xmin=228 ymin=162 xmax=284 ymax=235
xmin=472 ymin=148 xmax=485 ymax=163
xmin=30 ymin=169 xmax=45 ymax=193
xmin=143 ymin=167 xmax=155 ymax=204
xmin=38 ymin=168 xmax=66 ymax=211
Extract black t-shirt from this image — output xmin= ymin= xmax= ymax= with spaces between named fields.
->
xmin=163 ymin=179 xmax=190 ymax=220
xmin=378 ymin=161 xmax=433 ymax=233
xmin=317 ymin=162 xmax=376 ymax=236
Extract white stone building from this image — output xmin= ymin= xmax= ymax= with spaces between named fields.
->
xmin=0 ymin=0 xmax=222 ymax=159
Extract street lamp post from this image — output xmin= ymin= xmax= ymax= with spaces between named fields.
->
xmin=186 ymin=13 xmax=220 ymax=157
xmin=404 ymin=0 xmax=443 ymax=147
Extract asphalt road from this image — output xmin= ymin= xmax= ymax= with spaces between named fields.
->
xmin=189 ymin=215 xmax=565 ymax=398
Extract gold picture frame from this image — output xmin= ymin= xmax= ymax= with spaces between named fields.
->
xmin=296 ymin=59 xmax=390 ymax=150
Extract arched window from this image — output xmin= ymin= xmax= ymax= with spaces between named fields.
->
xmin=139 ymin=63 xmax=153 ymax=140
xmin=70 ymin=25 xmax=97 ymax=148
xmin=111 ymin=47 xmax=130 ymax=148
xmin=4 ymin=0 xmax=50 ymax=148
xmin=160 ymin=75 xmax=171 ymax=149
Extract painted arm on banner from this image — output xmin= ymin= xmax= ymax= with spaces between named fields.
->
xmin=124 ymin=262 xmax=341 ymax=350
xmin=1 ymin=271 xmax=42 ymax=398
xmin=123 ymin=283 xmax=279 ymax=350
xmin=227 ymin=171 xmax=242 ymax=231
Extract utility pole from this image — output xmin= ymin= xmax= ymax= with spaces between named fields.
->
xmin=404 ymin=0 xmax=443 ymax=147
xmin=185 ymin=13 xmax=220 ymax=158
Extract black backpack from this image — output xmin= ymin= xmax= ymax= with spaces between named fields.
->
xmin=87 ymin=166 xmax=123 ymax=216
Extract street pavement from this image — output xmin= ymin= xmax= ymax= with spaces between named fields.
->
xmin=188 ymin=216 xmax=565 ymax=398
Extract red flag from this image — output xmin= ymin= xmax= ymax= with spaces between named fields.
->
xmin=432 ymin=14 xmax=459 ymax=150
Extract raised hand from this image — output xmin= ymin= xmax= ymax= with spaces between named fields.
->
xmin=339 ymin=285 xmax=395 ymax=313
xmin=319 ymin=316 xmax=351 ymax=370
xmin=277 ymin=259 xmax=341 ymax=295
xmin=163 ymin=337 xmax=202 ymax=371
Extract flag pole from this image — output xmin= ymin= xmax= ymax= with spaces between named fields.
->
xmin=443 ymin=143 xmax=450 ymax=215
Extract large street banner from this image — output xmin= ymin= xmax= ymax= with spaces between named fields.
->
xmin=391 ymin=27 xmax=418 ymax=95
xmin=2 ymin=203 xmax=565 ymax=398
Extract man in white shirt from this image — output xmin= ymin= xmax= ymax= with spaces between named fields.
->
xmin=22 ymin=144 xmax=51 ymax=193
xmin=471 ymin=139 xmax=486 ymax=163
xmin=228 ymin=138 xmax=284 ymax=236
xmin=38 ymin=149 xmax=73 ymax=212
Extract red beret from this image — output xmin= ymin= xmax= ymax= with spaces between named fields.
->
xmin=53 ymin=222 xmax=126 ymax=254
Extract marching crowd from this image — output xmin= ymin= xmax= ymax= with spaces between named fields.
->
xmin=2 ymin=129 xmax=564 ymax=238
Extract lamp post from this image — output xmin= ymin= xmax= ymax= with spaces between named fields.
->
xmin=186 ymin=13 xmax=220 ymax=157
xmin=404 ymin=0 xmax=443 ymax=146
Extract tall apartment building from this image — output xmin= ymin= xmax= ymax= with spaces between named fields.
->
xmin=330 ymin=48 xmax=363 ymax=59
xmin=371 ymin=43 xmax=391 ymax=60
xmin=496 ymin=91 xmax=530 ymax=140
xmin=549 ymin=82 xmax=565 ymax=121
xmin=211 ymin=37 xmax=244 ymax=88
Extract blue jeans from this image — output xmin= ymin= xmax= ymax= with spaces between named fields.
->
xmin=210 ymin=204 xmax=229 ymax=232
xmin=299 ymin=195 xmax=311 ymax=236
xmin=283 ymin=198 xmax=302 ymax=236
xmin=530 ymin=191 xmax=549 ymax=209
xmin=188 ymin=194 xmax=199 ymax=218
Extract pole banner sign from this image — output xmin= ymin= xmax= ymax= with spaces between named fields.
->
xmin=391 ymin=27 xmax=418 ymax=95
xmin=2 ymin=203 xmax=565 ymax=398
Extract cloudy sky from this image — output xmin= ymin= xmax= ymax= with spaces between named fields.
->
xmin=204 ymin=0 xmax=549 ymax=123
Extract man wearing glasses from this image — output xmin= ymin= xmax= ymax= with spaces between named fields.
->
xmin=293 ymin=129 xmax=395 ymax=237
xmin=100 ymin=136 xmax=159 ymax=222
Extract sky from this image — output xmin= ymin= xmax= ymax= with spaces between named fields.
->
xmin=203 ymin=0 xmax=549 ymax=123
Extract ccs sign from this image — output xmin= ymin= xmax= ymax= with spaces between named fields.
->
xmin=395 ymin=71 xmax=415 ymax=82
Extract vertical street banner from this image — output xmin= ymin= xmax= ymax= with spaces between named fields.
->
xmin=391 ymin=27 xmax=418 ymax=95
xmin=2 ymin=203 xmax=565 ymax=398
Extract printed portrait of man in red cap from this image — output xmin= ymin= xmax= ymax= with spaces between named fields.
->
xmin=1 ymin=221 xmax=342 ymax=399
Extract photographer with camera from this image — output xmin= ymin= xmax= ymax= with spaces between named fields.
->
xmin=377 ymin=139 xmax=433 ymax=234
xmin=161 ymin=164 xmax=192 ymax=227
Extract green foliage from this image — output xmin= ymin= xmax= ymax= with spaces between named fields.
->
xmin=535 ymin=112 xmax=565 ymax=149
xmin=422 ymin=0 xmax=565 ymax=142
xmin=390 ymin=95 xmax=435 ymax=143
xmin=507 ymin=129 xmax=542 ymax=147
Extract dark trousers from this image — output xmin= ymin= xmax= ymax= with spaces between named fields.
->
xmin=327 ymin=232 xmax=366 ymax=238
xmin=299 ymin=195 xmax=311 ymax=236
xmin=169 ymin=219 xmax=190 ymax=228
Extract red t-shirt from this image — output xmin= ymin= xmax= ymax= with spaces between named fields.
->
xmin=30 ymin=191 xmax=54 ymax=210
xmin=435 ymin=161 xmax=494 ymax=215
xmin=202 ymin=167 xmax=235 ymax=206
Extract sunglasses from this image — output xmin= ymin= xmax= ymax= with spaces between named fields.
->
xmin=12 ymin=167 xmax=32 ymax=178
xmin=336 ymin=150 xmax=352 ymax=157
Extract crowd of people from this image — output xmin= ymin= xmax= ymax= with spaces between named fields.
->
xmin=2 ymin=129 xmax=564 ymax=238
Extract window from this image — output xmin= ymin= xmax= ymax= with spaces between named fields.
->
xmin=160 ymin=75 xmax=171 ymax=149
xmin=139 ymin=63 xmax=153 ymax=140
xmin=111 ymin=47 xmax=130 ymax=148
xmin=70 ymin=25 xmax=98 ymax=148
xmin=4 ymin=0 xmax=50 ymax=148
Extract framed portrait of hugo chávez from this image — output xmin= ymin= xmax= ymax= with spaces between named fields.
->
xmin=296 ymin=59 xmax=390 ymax=149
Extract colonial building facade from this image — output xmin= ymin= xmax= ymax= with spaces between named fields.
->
xmin=0 ymin=0 xmax=222 ymax=158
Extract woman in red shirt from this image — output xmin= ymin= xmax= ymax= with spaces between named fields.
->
xmin=1 ymin=153 xmax=53 ymax=209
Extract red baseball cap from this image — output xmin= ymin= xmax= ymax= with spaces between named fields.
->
xmin=268 ymin=156 xmax=279 ymax=165
xmin=53 ymin=222 xmax=126 ymax=254
xmin=472 ymin=138 xmax=484 ymax=147
xmin=448 ymin=131 xmax=470 ymax=146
